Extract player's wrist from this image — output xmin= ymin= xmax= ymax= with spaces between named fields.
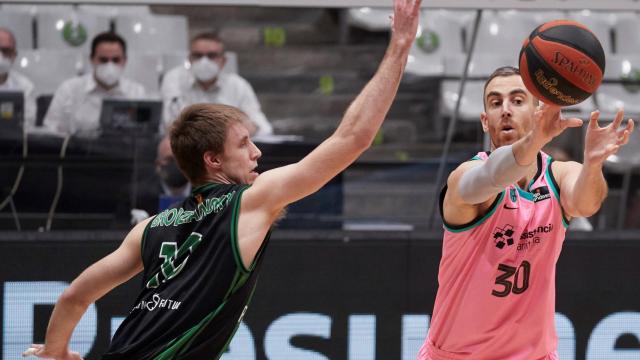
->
xmin=524 ymin=131 xmax=548 ymax=154
xmin=388 ymin=34 xmax=413 ymax=55
xmin=582 ymin=152 xmax=605 ymax=169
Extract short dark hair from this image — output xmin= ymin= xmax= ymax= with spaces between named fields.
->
xmin=170 ymin=103 xmax=247 ymax=184
xmin=190 ymin=32 xmax=223 ymax=48
xmin=483 ymin=66 xmax=520 ymax=96
xmin=90 ymin=32 xmax=127 ymax=58
xmin=482 ymin=66 xmax=538 ymax=109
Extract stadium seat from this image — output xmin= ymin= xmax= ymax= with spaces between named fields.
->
xmin=123 ymin=53 xmax=163 ymax=96
xmin=469 ymin=10 xmax=539 ymax=60
xmin=441 ymin=54 xmax=514 ymax=121
xmin=405 ymin=10 xmax=469 ymax=77
xmin=0 ymin=4 xmax=74 ymax=16
xmin=77 ymin=4 xmax=151 ymax=19
xmin=595 ymin=55 xmax=640 ymax=117
xmin=115 ymin=14 xmax=188 ymax=54
xmin=567 ymin=10 xmax=615 ymax=57
xmin=527 ymin=10 xmax=568 ymax=24
xmin=613 ymin=16 xmax=640 ymax=55
xmin=0 ymin=10 xmax=34 ymax=50
xmin=15 ymin=49 xmax=84 ymax=96
xmin=346 ymin=7 xmax=393 ymax=32
xmin=36 ymin=10 xmax=110 ymax=53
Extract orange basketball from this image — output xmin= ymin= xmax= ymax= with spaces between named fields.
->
xmin=519 ymin=20 xmax=605 ymax=106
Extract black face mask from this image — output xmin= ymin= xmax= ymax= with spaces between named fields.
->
xmin=159 ymin=160 xmax=188 ymax=188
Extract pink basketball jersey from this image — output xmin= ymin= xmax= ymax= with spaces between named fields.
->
xmin=419 ymin=151 xmax=568 ymax=360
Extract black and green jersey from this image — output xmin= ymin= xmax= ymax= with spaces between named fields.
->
xmin=103 ymin=183 xmax=270 ymax=360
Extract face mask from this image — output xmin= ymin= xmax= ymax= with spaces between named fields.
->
xmin=190 ymin=57 xmax=220 ymax=82
xmin=94 ymin=62 xmax=123 ymax=87
xmin=158 ymin=160 xmax=189 ymax=189
xmin=0 ymin=54 xmax=12 ymax=75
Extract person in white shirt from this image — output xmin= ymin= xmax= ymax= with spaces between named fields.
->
xmin=0 ymin=27 xmax=36 ymax=131
xmin=43 ymin=32 xmax=146 ymax=138
xmin=161 ymin=32 xmax=272 ymax=136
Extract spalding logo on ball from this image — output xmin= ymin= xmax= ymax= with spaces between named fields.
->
xmin=519 ymin=20 xmax=605 ymax=106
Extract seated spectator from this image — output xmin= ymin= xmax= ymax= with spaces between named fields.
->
xmin=155 ymin=135 xmax=191 ymax=201
xmin=0 ymin=27 xmax=36 ymax=130
xmin=161 ymin=32 xmax=272 ymax=136
xmin=43 ymin=32 xmax=145 ymax=138
xmin=121 ymin=135 xmax=191 ymax=226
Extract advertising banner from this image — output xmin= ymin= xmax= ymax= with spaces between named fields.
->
xmin=1 ymin=234 xmax=639 ymax=359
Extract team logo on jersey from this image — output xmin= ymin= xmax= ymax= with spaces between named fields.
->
xmin=510 ymin=188 xmax=517 ymax=203
xmin=132 ymin=293 xmax=182 ymax=312
xmin=493 ymin=224 xmax=515 ymax=249
xmin=531 ymin=186 xmax=551 ymax=202
xmin=518 ymin=223 xmax=554 ymax=251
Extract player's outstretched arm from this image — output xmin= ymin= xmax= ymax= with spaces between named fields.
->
xmin=27 ymin=218 xmax=149 ymax=359
xmin=443 ymin=103 xmax=583 ymax=225
xmin=250 ymin=0 xmax=420 ymax=210
xmin=554 ymin=109 xmax=634 ymax=218
xmin=234 ymin=0 xmax=421 ymax=266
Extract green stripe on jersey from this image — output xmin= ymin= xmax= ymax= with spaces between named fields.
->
xmin=230 ymin=186 xmax=251 ymax=273
xmin=444 ymin=191 xmax=505 ymax=233
xmin=545 ymin=157 xmax=570 ymax=228
xmin=516 ymin=187 xmax=535 ymax=202
xmin=154 ymin=300 xmax=229 ymax=360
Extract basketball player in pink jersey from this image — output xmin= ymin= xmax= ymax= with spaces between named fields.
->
xmin=419 ymin=66 xmax=634 ymax=360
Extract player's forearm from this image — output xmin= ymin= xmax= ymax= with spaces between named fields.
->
xmin=43 ymin=288 xmax=92 ymax=356
xmin=568 ymin=162 xmax=608 ymax=217
xmin=458 ymin=145 xmax=534 ymax=204
xmin=334 ymin=39 xmax=410 ymax=150
xmin=512 ymin=130 xmax=547 ymax=166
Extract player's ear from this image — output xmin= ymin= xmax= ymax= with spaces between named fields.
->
xmin=480 ymin=112 xmax=489 ymax=132
xmin=203 ymin=151 xmax=222 ymax=169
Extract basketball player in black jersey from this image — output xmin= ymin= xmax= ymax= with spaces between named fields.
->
xmin=26 ymin=1 xmax=422 ymax=359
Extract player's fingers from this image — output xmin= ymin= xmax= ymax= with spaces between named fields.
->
xmin=393 ymin=0 xmax=401 ymax=15
xmin=540 ymin=102 xmax=561 ymax=116
xmin=412 ymin=0 xmax=422 ymax=14
xmin=611 ymin=108 xmax=625 ymax=129
xmin=22 ymin=347 xmax=38 ymax=357
xmin=563 ymin=117 xmax=583 ymax=128
xmin=605 ymin=143 xmax=621 ymax=157
xmin=588 ymin=110 xmax=600 ymax=129
xmin=618 ymin=129 xmax=631 ymax=145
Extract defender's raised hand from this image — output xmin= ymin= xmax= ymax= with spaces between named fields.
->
xmin=391 ymin=0 xmax=422 ymax=50
xmin=584 ymin=108 xmax=635 ymax=165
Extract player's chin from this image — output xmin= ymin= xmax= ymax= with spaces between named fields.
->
xmin=247 ymin=171 xmax=260 ymax=184
xmin=496 ymin=133 xmax=518 ymax=147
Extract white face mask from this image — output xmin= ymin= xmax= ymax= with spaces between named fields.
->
xmin=0 ymin=53 xmax=13 ymax=75
xmin=94 ymin=62 xmax=123 ymax=87
xmin=190 ymin=57 xmax=220 ymax=82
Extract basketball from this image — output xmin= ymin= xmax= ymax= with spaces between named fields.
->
xmin=519 ymin=20 xmax=605 ymax=106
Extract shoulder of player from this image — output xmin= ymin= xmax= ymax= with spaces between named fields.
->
xmin=550 ymin=159 xmax=582 ymax=179
xmin=240 ymin=173 xmax=287 ymax=218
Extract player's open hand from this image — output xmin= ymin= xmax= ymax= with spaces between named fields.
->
xmin=22 ymin=344 xmax=83 ymax=360
xmin=584 ymin=108 xmax=635 ymax=165
xmin=390 ymin=0 xmax=422 ymax=50
xmin=533 ymin=102 xmax=583 ymax=144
